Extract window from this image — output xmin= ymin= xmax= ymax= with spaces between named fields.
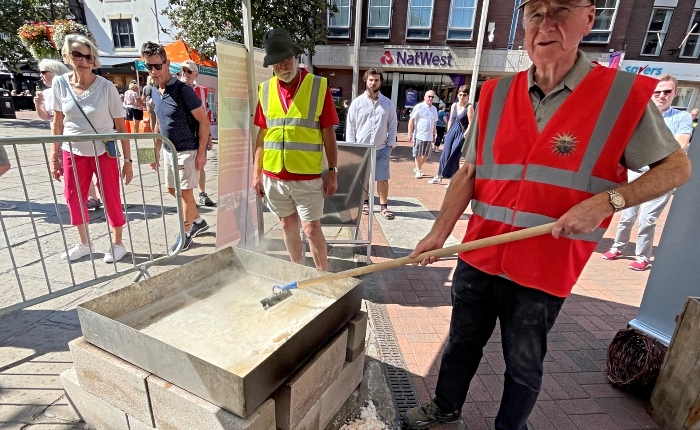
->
xmin=680 ymin=11 xmax=700 ymax=58
xmin=406 ymin=0 xmax=434 ymax=40
xmin=328 ymin=0 xmax=351 ymax=38
xmin=582 ymin=0 xmax=619 ymax=43
xmin=367 ymin=0 xmax=392 ymax=39
xmin=641 ymin=8 xmax=673 ymax=56
xmin=447 ymin=0 xmax=477 ymax=40
xmin=110 ymin=19 xmax=134 ymax=48
xmin=673 ymin=87 xmax=694 ymax=109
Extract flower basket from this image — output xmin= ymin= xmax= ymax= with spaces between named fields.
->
xmin=18 ymin=22 xmax=59 ymax=61
xmin=51 ymin=20 xmax=96 ymax=52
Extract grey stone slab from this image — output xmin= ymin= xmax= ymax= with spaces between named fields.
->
xmin=69 ymin=337 xmax=154 ymax=426
xmin=345 ymin=311 xmax=368 ymax=356
xmin=372 ymin=197 xmax=459 ymax=255
xmin=127 ymin=414 xmax=157 ymax=430
xmin=60 ymin=367 xmax=129 ymax=430
xmin=148 ymin=376 xmax=276 ymax=430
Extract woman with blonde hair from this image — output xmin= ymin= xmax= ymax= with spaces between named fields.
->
xmin=50 ymin=34 xmax=133 ymax=263
xmin=124 ymin=81 xmax=145 ymax=133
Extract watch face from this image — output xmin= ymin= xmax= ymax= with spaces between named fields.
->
xmin=611 ymin=194 xmax=624 ymax=207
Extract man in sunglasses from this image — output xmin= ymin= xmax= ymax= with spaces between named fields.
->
xmin=603 ymin=74 xmax=693 ymax=271
xmin=140 ymin=41 xmax=211 ymax=252
xmin=402 ymin=1 xmax=691 ymax=428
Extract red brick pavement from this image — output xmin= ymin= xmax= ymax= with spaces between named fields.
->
xmin=368 ymin=134 xmax=665 ymax=429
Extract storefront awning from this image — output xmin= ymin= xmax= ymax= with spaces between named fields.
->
xmin=99 ymin=56 xmax=140 ymax=67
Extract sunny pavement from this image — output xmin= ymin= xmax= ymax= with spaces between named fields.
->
xmin=1 ymin=110 xmax=669 ymax=429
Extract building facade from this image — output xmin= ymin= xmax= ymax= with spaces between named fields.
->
xmin=313 ymin=0 xmax=699 ymax=114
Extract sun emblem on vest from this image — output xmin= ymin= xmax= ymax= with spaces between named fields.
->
xmin=551 ymin=132 xmax=577 ymax=156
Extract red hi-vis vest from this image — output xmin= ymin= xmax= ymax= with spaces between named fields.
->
xmin=460 ymin=65 xmax=657 ymax=297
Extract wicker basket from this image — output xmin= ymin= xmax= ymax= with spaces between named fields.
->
xmin=606 ymin=328 xmax=667 ymax=392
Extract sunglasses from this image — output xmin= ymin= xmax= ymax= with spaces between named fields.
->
xmin=146 ymin=63 xmax=165 ymax=71
xmin=183 ymin=69 xmax=195 ymax=75
xmin=652 ymin=89 xmax=674 ymax=97
xmin=70 ymin=51 xmax=94 ymax=64
xmin=426 ymin=95 xmax=435 ymax=98
xmin=39 ymin=70 xmax=51 ymax=75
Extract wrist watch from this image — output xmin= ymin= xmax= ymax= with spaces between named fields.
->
xmin=123 ymin=158 xmax=133 ymax=163
xmin=607 ymin=190 xmax=625 ymax=212
xmin=328 ymin=167 xmax=338 ymax=172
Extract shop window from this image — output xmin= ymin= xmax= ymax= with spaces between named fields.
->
xmin=582 ymin=0 xmax=618 ymax=43
xmin=447 ymin=0 xmax=476 ymax=41
xmin=673 ymin=87 xmax=694 ymax=109
xmin=110 ymin=19 xmax=135 ymax=49
xmin=680 ymin=11 xmax=700 ymax=58
xmin=328 ymin=0 xmax=351 ymax=38
xmin=367 ymin=0 xmax=392 ymax=39
xmin=641 ymin=8 xmax=673 ymax=56
xmin=406 ymin=0 xmax=434 ymax=40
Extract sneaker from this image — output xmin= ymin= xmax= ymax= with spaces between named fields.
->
xmin=171 ymin=233 xmax=193 ymax=252
xmin=402 ymin=401 xmax=462 ymax=429
xmin=602 ymin=248 xmax=621 ymax=260
xmin=427 ymin=176 xmax=443 ymax=184
xmin=0 ymin=201 xmax=17 ymax=210
xmin=103 ymin=244 xmax=127 ymax=263
xmin=61 ymin=242 xmax=94 ymax=261
xmin=86 ymin=197 xmax=102 ymax=210
xmin=629 ymin=258 xmax=651 ymax=271
xmin=414 ymin=169 xmax=423 ymax=179
xmin=199 ymin=192 xmax=216 ymax=207
xmin=189 ymin=219 xmax=209 ymax=238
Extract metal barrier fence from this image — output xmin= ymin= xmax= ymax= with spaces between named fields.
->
xmin=0 ymin=133 xmax=185 ymax=316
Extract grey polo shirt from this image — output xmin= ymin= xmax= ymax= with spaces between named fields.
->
xmin=465 ymin=51 xmax=680 ymax=171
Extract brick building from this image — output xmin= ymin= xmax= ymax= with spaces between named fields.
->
xmin=310 ymin=0 xmax=699 ymax=115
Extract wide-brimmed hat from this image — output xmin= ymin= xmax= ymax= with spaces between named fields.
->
xmin=263 ymin=28 xmax=304 ymax=68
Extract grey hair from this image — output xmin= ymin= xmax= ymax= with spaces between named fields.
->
xmin=38 ymin=59 xmax=70 ymax=76
xmin=62 ymin=34 xmax=101 ymax=68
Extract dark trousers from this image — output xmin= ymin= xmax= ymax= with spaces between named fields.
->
xmin=435 ymin=126 xmax=447 ymax=147
xmin=434 ymin=260 xmax=565 ymax=430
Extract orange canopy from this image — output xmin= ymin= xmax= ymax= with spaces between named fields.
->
xmin=162 ymin=39 xmax=217 ymax=68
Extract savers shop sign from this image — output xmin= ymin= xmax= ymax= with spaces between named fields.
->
xmin=380 ymin=50 xmax=454 ymax=67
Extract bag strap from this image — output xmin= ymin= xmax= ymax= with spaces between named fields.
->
xmin=62 ymin=76 xmax=99 ymax=134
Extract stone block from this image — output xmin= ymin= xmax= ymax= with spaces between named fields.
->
xmin=148 ymin=375 xmax=276 ymax=430
xmin=318 ymin=351 xmax=365 ymax=429
xmin=345 ymin=312 xmax=367 ymax=359
xmin=128 ymin=414 xmax=157 ymax=430
xmin=273 ymin=329 xmax=349 ymax=430
xmin=60 ymin=367 xmax=129 ymax=430
xmin=346 ymin=341 xmax=365 ymax=363
xmin=69 ymin=337 xmax=154 ymax=426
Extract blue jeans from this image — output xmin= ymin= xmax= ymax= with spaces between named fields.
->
xmin=434 ymin=261 xmax=565 ymax=430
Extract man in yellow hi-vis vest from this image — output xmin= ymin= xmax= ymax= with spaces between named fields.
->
xmin=252 ymin=28 xmax=339 ymax=271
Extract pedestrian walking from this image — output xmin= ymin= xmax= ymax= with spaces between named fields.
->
xmin=179 ymin=59 xmax=215 ymax=208
xmin=252 ymin=28 xmax=339 ymax=271
xmin=51 ymin=34 xmax=133 ymax=263
xmin=124 ymin=82 xmax=145 ymax=134
xmin=603 ymin=74 xmax=694 ymax=271
xmin=408 ymin=90 xmax=438 ymax=179
xmin=427 ymin=86 xmax=474 ymax=185
xmin=434 ymin=104 xmax=447 ymax=151
xmin=141 ymin=41 xmax=211 ymax=252
xmin=141 ymin=76 xmax=157 ymax=132
xmin=346 ymin=68 xmax=398 ymax=220
xmin=401 ymin=0 xmax=691 ymax=428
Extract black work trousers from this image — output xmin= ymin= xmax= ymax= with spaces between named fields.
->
xmin=434 ymin=260 xmax=565 ymax=430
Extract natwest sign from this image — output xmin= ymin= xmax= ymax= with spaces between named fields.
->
xmin=380 ymin=50 xmax=454 ymax=67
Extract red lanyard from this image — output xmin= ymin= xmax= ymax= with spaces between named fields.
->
xmin=278 ymin=75 xmax=302 ymax=112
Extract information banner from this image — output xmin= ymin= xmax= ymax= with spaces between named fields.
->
xmin=214 ymin=41 xmax=269 ymax=249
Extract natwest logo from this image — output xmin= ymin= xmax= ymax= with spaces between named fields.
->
xmin=379 ymin=50 xmax=454 ymax=67
xmin=380 ymin=51 xmax=394 ymax=65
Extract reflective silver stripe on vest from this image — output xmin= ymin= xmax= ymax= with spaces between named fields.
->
xmin=480 ymin=70 xmax=633 ymax=194
xmin=261 ymin=75 xmax=323 ymax=130
xmin=476 ymin=164 xmax=524 ymax=181
xmin=261 ymin=81 xmax=270 ymax=113
xmin=264 ymin=141 xmax=324 ymax=152
xmin=482 ymin=76 xmax=515 ymax=166
xmin=472 ymin=200 xmax=605 ymax=243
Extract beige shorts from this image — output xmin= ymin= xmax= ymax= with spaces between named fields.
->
xmin=164 ymin=149 xmax=199 ymax=190
xmin=263 ymin=176 xmax=324 ymax=222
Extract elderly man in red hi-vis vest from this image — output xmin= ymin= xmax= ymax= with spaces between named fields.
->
xmin=252 ymin=28 xmax=339 ymax=271
xmin=401 ymin=1 xmax=692 ymax=429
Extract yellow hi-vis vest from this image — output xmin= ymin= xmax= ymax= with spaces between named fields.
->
xmin=259 ymin=73 xmax=326 ymax=174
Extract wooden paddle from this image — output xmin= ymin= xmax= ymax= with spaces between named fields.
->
xmin=261 ymin=222 xmax=556 ymax=309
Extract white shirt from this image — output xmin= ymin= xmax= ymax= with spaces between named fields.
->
xmin=53 ymin=74 xmax=125 ymax=156
xmin=42 ymin=88 xmax=54 ymax=116
xmin=410 ymin=102 xmax=438 ymax=142
xmin=346 ymin=92 xmax=398 ymax=149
